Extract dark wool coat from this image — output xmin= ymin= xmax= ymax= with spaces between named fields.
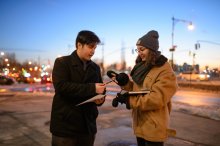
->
xmin=50 ymin=50 xmax=103 ymax=137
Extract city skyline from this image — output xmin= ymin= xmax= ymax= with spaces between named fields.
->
xmin=1 ymin=0 xmax=220 ymax=69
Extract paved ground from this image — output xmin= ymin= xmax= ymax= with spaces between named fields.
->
xmin=0 ymin=91 xmax=220 ymax=146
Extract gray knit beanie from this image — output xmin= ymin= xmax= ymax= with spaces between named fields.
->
xmin=136 ymin=30 xmax=159 ymax=52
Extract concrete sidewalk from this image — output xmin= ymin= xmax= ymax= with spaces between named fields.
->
xmin=95 ymin=101 xmax=220 ymax=146
xmin=0 ymin=92 xmax=220 ymax=146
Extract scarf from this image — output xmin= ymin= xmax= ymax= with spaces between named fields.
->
xmin=131 ymin=55 xmax=168 ymax=85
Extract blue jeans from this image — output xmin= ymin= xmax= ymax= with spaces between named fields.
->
xmin=52 ymin=134 xmax=95 ymax=146
xmin=136 ymin=137 xmax=164 ymax=146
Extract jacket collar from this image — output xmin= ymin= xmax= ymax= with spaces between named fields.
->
xmin=155 ymin=55 xmax=168 ymax=67
xmin=70 ymin=50 xmax=92 ymax=66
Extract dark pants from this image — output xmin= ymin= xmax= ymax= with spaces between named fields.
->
xmin=52 ymin=134 xmax=95 ymax=146
xmin=136 ymin=137 xmax=164 ymax=146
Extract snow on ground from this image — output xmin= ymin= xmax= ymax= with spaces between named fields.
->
xmin=172 ymin=101 xmax=220 ymax=121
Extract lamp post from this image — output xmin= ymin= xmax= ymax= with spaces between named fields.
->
xmin=0 ymin=52 xmax=5 ymax=70
xmin=100 ymin=42 xmax=105 ymax=76
xmin=170 ymin=16 xmax=194 ymax=69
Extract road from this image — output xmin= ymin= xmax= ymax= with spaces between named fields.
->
xmin=174 ymin=89 xmax=220 ymax=107
xmin=1 ymin=82 xmax=220 ymax=110
xmin=0 ymin=83 xmax=220 ymax=146
xmin=106 ymin=83 xmax=220 ymax=109
xmin=1 ymin=82 xmax=219 ymax=121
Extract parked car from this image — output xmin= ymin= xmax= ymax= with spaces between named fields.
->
xmin=0 ymin=75 xmax=15 ymax=85
xmin=179 ymin=72 xmax=210 ymax=81
xmin=41 ymin=75 xmax=52 ymax=84
xmin=16 ymin=76 xmax=35 ymax=84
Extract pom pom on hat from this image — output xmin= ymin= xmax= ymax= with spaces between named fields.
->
xmin=136 ymin=30 xmax=159 ymax=52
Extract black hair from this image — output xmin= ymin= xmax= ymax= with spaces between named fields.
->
xmin=75 ymin=30 xmax=100 ymax=48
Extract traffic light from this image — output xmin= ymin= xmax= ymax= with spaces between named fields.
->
xmin=195 ymin=43 xmax=200 ymax=50
xmin=169 ymin=45 xmax=177 ymax=52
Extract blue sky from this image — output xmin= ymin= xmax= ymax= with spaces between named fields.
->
xmin=0 ymin=0 xmax=220 ymax=69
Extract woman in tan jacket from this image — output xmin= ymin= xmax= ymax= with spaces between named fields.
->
xmin=113 ymin=30 xmax=178 ymax=146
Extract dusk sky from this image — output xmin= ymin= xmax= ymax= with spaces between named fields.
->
xmin=0 ymin=0 xmax=220 ymax=69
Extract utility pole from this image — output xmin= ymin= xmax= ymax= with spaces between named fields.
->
xmin=38 ymin=56 xmax=41 ymax=66
xmin=100 ymin=42 xmax=105 ymax=76
xmin=121 ymin=41 xmax=126 ymax=71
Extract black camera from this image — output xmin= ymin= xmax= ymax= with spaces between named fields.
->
xmin=107 ymin=70 xmax=129 ymax=86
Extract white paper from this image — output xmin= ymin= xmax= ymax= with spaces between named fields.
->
xmin=76 ymin=94 xmax=105 ymax=106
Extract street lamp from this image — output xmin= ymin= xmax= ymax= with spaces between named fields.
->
xmin=170 ymin=16 xmax=194 ymax=69
xmin=1 ymin=52 xmax=4 ymax=56
xmin=100 ymin=42 xmax=105 ymax=76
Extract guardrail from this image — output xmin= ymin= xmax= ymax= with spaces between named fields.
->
xmin=178 ymin=81 xmax=220 ymax=92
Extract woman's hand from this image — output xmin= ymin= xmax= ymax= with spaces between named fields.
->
xmin=94 ymin=96 xmax=105 ymax=104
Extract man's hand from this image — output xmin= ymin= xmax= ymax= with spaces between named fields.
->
xmin=95 ymin=83 xmax=106 ymax=94
xmin=94 ymin=96 xmax=105 ymax=105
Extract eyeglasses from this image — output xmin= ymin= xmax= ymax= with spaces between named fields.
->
xmin=135 ymin=47 xmax=146 ymax=53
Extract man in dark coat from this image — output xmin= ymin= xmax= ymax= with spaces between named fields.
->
xmin=50 ymin=30 xmax=106 ymax=146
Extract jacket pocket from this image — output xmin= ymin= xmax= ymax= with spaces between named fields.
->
xmin=137 ymin=110 xmax=157 ymax=128
xmin=62 ymin=107 xmax=83 ymax=123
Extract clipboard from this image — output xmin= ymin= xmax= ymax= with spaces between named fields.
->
xmin=120 ymin=90 xmax=150 ymax=95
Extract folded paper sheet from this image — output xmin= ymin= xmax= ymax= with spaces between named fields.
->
xmin=76 ymin=94 xmax=105 ymax=106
